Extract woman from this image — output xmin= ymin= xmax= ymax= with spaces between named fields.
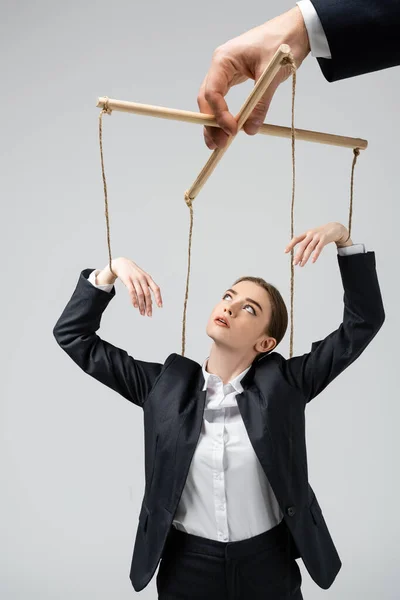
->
xmin=53 ymin=221 xmax=385 ymax=599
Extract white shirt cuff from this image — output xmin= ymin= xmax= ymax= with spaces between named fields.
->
xmin=337 ymin=243 xmax=366 ymax=256
xmin=296 ymin=0 xmax=332 ymax=59
xmin=88 ymin=269 xmax=114 ymax=292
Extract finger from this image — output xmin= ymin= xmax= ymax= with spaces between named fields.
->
xmin=133 ymin=279 xmax=146 ymax=316
xmin=198 ymin=76 xmax=228 ymax=148
xmin=299 ymin=237 xmax=320 ymax=267
xmin=146 ymin=274 xmax=163 ymax=308
xmin=293 ymin=233 xmax=315 ymax=264
xmin=198 ymin=83 xmax=232 ymax=148
xmin=311 ymin=239 xmax=325 ymax=263
xmin=243 ymin=77 xmax=279 ymax=136
xmin=284 ymin=236 xmax=301 ymax=253
xmin=197 ymin=62 xmax=238 ymax=147
xmin=126 ymin=279 xmax=139 ymax=308
xmin=202 ymin=61 xmax=238 ymax=136
xmin=139 ymin=277 xmax=153 ymax=316
xmin=120 ymin=274 xmax=138 ymax=308
xmin=284 ymin=233 xmax=307 ymax=253
xmin=203 ymin=127 xmax=217 ymax=150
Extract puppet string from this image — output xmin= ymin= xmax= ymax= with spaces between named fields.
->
xmin=98 ymin=96 xmax=117 ymax=278
xmin=281 ymin=54 xmax=297 ymax=361
xmin=181 ymin=191 xmax=194 ymax=356
xmin=342 ymin=147 xmax=360 ymax=243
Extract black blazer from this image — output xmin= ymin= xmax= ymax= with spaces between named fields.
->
xmin=53 ymin=251 xmax=385 ymax=591
xmin=311 ymin=0 xmax=400 ymax=81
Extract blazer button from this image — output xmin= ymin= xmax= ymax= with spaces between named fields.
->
xmin=287 ymin=506 xmax=296 ymax=517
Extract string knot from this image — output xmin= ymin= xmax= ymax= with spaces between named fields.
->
xmin=184 ymin=191 xmax=193 ymax=208
xmin=102 ymin=96 xmax=112 ymax=115
xmin=353 ymin=147 xmax=360 ymax=157
xmin=281 ymin=53 xmax=296 ymax=70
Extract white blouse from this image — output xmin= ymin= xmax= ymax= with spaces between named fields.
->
xmin=171 ymin=358 xmax=283 ymax=542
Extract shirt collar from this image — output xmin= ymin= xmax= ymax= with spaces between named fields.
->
xmin=201 ymin=357 xmax=252 ymax=394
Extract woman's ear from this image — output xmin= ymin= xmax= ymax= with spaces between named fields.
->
xmin=256 ymin=336 xmax=277 ymax=355
xmin=266 ymin=337 xmax=277 ymax=353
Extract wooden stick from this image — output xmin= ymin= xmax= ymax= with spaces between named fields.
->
xmin=182 ymin=45 xmax=293 ymax=199
xmin=96 ymin=96 xmax=368 ymax=152
xmin=97 ymin=65 xmax=367 ymax=157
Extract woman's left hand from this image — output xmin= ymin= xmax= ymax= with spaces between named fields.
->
xmin=284 ymin=222 xmax=350 ymax=266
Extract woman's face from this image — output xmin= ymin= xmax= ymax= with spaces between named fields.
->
xmin=206 ymin=280 xmax=275 ymax=355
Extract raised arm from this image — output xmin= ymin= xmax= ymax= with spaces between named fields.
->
xmin=52 ymin=258 xmax=165 ymax=408
xmin=278 ymin=222 xmax=385 ymax=404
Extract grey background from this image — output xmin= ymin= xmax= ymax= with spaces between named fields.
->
xmin=1 ymin=0 xmax=398 ymax=598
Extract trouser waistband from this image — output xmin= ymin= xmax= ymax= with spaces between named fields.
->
xmin=166 ymin=518 xmax=290 ymax=560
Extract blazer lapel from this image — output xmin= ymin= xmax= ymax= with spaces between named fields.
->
xmin=236 ymin=383 xmax=275 ymax=473
xmin=170 ymin=372 xmax=207 ymax=508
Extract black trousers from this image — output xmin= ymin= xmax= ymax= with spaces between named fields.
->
xmin=156 ymin=519 xmax=303 ymax=599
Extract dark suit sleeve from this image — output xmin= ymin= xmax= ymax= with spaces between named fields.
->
xmin=52 ymin=268 xmax=164 ymax=408
xmin=279 ymin=252 xmax=385 ymax=403
xmin=311 ymin=0 xmax=400 ymax=81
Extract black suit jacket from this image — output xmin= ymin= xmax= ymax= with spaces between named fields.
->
xmin=53 ymin=251 xmax=385 ymax=591
xmin=311 ymin=0 xmax=400 ymax=81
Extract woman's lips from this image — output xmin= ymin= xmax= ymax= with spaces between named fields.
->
xmin=214 ymin=319 xmax=229 ymax=328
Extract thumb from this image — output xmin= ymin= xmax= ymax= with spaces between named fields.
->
xmin=243 ymin=75 xmax=280 ymax=135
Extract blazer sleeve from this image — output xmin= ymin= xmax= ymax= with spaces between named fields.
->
xmin=311 ymin=0 xmax=400 ymax=82
xmin=52 ymin=268 xmax=165 ymax=408
xmin=278 ymin=251 xmax=385 ymax=404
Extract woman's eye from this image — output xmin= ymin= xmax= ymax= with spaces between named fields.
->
xmin=223 ymin=294 xmax=255 ymax=316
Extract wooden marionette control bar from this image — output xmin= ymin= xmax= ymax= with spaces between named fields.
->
xmin=97 ymin=44 xmax=367 ymax=201
xmin=95 ymin=96 xmax=368 ymax=152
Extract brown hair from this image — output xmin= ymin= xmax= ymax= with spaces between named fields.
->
xmin=231 ymin=276 xmax=288 ymax=357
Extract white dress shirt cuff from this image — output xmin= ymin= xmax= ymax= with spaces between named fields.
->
xmin=337 ymin=243 xmax=366 ymax=256
xmin=296 ymin=0 xmax=332 ymax=59
xmin=88 ymin=269 xmax=114 ymax=292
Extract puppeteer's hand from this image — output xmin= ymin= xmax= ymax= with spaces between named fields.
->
xmin=98 ymin=257 xmax=163 ymax=317
xmin=197 ymin=6 xmax=310 ymax=150
xmin=284 ymin=222 xmax=352 ymax=266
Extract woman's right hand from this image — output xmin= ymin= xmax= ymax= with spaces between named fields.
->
xmin=112 ymin=257 xmax=163 ymax=317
